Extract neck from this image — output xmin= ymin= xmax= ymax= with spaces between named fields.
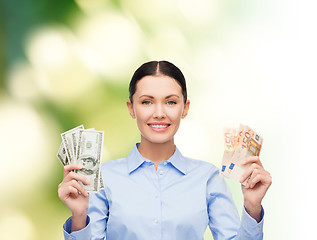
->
xmin=138 ymin=137 xmax=175 ymax=169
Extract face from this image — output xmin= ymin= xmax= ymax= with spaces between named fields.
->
xmin=78 ymin=156 xmax=97 ymax=175
xmin=127 ymin=75 xmax=190 ymax=145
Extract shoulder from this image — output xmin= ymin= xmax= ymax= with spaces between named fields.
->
xmin=184 ymin=156 xmax=220 ymax=175
xmin=182 ymin=157 xmax=232 ymax=195
xmin=100 ymin=158 xmax=128 ymax=174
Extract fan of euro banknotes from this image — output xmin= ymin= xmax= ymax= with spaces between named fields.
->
xmin=220 ymin=124 xmax=263 ymax=186
xmin=57 ymin=125 xmax=104 ymax=192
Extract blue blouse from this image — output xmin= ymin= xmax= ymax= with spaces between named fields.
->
xmin=63 ymin=143 xmax=264 ymax=240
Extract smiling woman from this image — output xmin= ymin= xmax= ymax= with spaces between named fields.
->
xmin=58 ymin=60 xmax=272 ymax=240
xmin=125 ymin=61 xmax=190 ymax=169
xmin=127 ymin=75 xmax=190 ymax=167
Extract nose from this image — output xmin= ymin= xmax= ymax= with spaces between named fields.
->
xmin=153 ymin=103 xmax=166 ymax=119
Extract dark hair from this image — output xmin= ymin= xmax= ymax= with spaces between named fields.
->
xmin=129 ymin=60 xmax=187 ymax=103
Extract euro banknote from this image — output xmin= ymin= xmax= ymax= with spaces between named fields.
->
xmin=220 ymin=127 xmax=237 ymax=176
xmin=221 ymin=125 xmax=263 ymax=185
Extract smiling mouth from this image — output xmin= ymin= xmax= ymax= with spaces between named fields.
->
xmin=147 ymin=123 xmax=171 ymax=129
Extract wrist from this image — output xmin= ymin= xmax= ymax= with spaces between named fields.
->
xmin=244 ymin=198 xmax=261 ymax=208
xmin=71 ymin=206 xmax=88 ymax=217
xmin=71 ymin=211 xmax=88 ymax=232
xmin=244 ymin=200 xmax=262 ymax=223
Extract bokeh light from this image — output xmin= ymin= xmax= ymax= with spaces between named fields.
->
xmin=0 ymin=99 xmax=56 ymax=197
xmin=1 ymin=0 xmax=316 ymax=239
xmin=75 ymin=12 xmax=143 ymax=80
xmin=0 ymin=209 xmax=35 ymax=240
xmin=25 ymin=26 xmax=99 ymax=103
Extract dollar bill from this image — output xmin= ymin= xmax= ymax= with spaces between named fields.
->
xmin=57 ymin=142 xmax=68 ymax=166
xmin=221 ymin=125 xmax=263 ymax=186
xmin=58 ymin=125 xmax=104 ymax=192
xmin=71 ymin=131 xmax=81 ymax=162
xmin=99 ymin=171 xmax=104 ymax=189
xmin=73 ymin=129 xmax=95 ymax=160
xmin=75 ymin=129 xmax=104 ymax=192
xmin=61 ymin=125 xmax=84 ymax=164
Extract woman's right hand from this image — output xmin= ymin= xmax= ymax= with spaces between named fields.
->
xmin=58 ymin=164 xmax=90 ymax=231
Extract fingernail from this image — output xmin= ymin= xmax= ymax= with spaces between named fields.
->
xmin=78 ymin=164 xmax=83 ymax=168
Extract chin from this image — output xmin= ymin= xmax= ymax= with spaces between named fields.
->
xmin=142 ymin=134 xmax=175 ymax=145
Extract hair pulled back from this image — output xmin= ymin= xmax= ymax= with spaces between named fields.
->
xmin=129 ymin=61 xmax=187 ymax=103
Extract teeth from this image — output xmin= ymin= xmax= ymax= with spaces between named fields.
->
xmin=150 ymin=124 xmax=168 ymax=128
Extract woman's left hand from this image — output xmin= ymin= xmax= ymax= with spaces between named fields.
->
xmin=240 ymin=156 xmax=272 ymax=222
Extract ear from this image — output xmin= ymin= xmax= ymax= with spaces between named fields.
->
xmin=126 ymin=100 xmax=136 ymax=119
xmin=181 ymin=100 xmax=190 ymax=119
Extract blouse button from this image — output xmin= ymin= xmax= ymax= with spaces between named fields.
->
xmin=154 ymin=219 xmax=159 ymax=223
xmin=159 ymin=170 xmax=164 ymax=175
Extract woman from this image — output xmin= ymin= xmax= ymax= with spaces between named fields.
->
xmin=59 ymin=60 xmax=272 ymax=240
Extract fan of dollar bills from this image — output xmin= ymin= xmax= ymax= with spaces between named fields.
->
xmin=57 ymin=125 xmax=104 ymax=192
xmin=220 ymin=124 xmax=263 ymax=185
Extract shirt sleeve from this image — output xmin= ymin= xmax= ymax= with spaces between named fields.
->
xmin=238 ymin=206 xmax=264 ymax=239
xmin=206 ymin=168 xmax=264 ymax=240
xmin=62 ymin=189 xmax=109 ymax=240
xmin=63 ymin=216 xmax=91 ymax=240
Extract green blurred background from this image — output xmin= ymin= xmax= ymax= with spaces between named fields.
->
xmin=0 ymin=0 xmax=316 ymax=239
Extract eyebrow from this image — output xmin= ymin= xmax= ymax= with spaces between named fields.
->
xmin=139 ymin=94 xmax=180 ymax=99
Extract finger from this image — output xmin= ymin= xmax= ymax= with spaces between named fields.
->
xmin=245 ymin=168 xmax=262 ymax=188
xmin=69 ymin=179 xmax=89 ymax=197
xmin=249 ymin=170 xmax=272 ymax=188
xmin=63 ymin=171 xmax=91 ymax=186
xmin=59 ymin=179 xmax=89 ymax=198
xmin=63 ymin=164 xmax=83 ymax=178
xmin=240 ymin=156 xmax=263 ymax=167
xmin=58 ymin=184 xmax=79 ymax=200
xmin=246 ymin=167 xmax=273 ymax=189
xmin=240 ymin=163 xmax=261 ymax=183
xmin=68 ymin=185 xmax=80 ymax=198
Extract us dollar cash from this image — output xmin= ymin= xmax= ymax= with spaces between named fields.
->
xmin=61 ymin=125 xmax=84 ymax=164
xmin=57 ymin=125 xmax=104 ymax=192
xmin=57 ymin=143 xmax=68 ymax=166
xmin=72 ymin=128 xmax=95 ymax=161
xmin=76 ymin=129 xmax=104 ymax=192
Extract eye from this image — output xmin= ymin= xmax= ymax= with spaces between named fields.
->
xmin=167 ymin=101 xmax=176 ymax=105
xmin=142 ymin=100 xmax=151 ymax=105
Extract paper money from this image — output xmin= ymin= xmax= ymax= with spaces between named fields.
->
xmin=76 ymin=129 xmax=104 ymax=192
xmin=221 ymin=125 xmax=263 ymax=185
xmin=71 ymin=131 xmax=80 ymax=162
xmin=99 ymin=174 xmax=104 ymax=189
xmin=57 ymin=125 xmax=104 ymax=192
xmin=220 ymin=128 xmax=237 ymax=176
xmin=57 ymin=143 xmax=68 ymax=165
xmin=73 ymin=128 xmax=95 ymax=160
xmin=61 ymin=125 xmax=84 ymax=164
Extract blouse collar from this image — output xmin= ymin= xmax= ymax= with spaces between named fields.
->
xmin=127 ymin=143 xmax=187 ymax=175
